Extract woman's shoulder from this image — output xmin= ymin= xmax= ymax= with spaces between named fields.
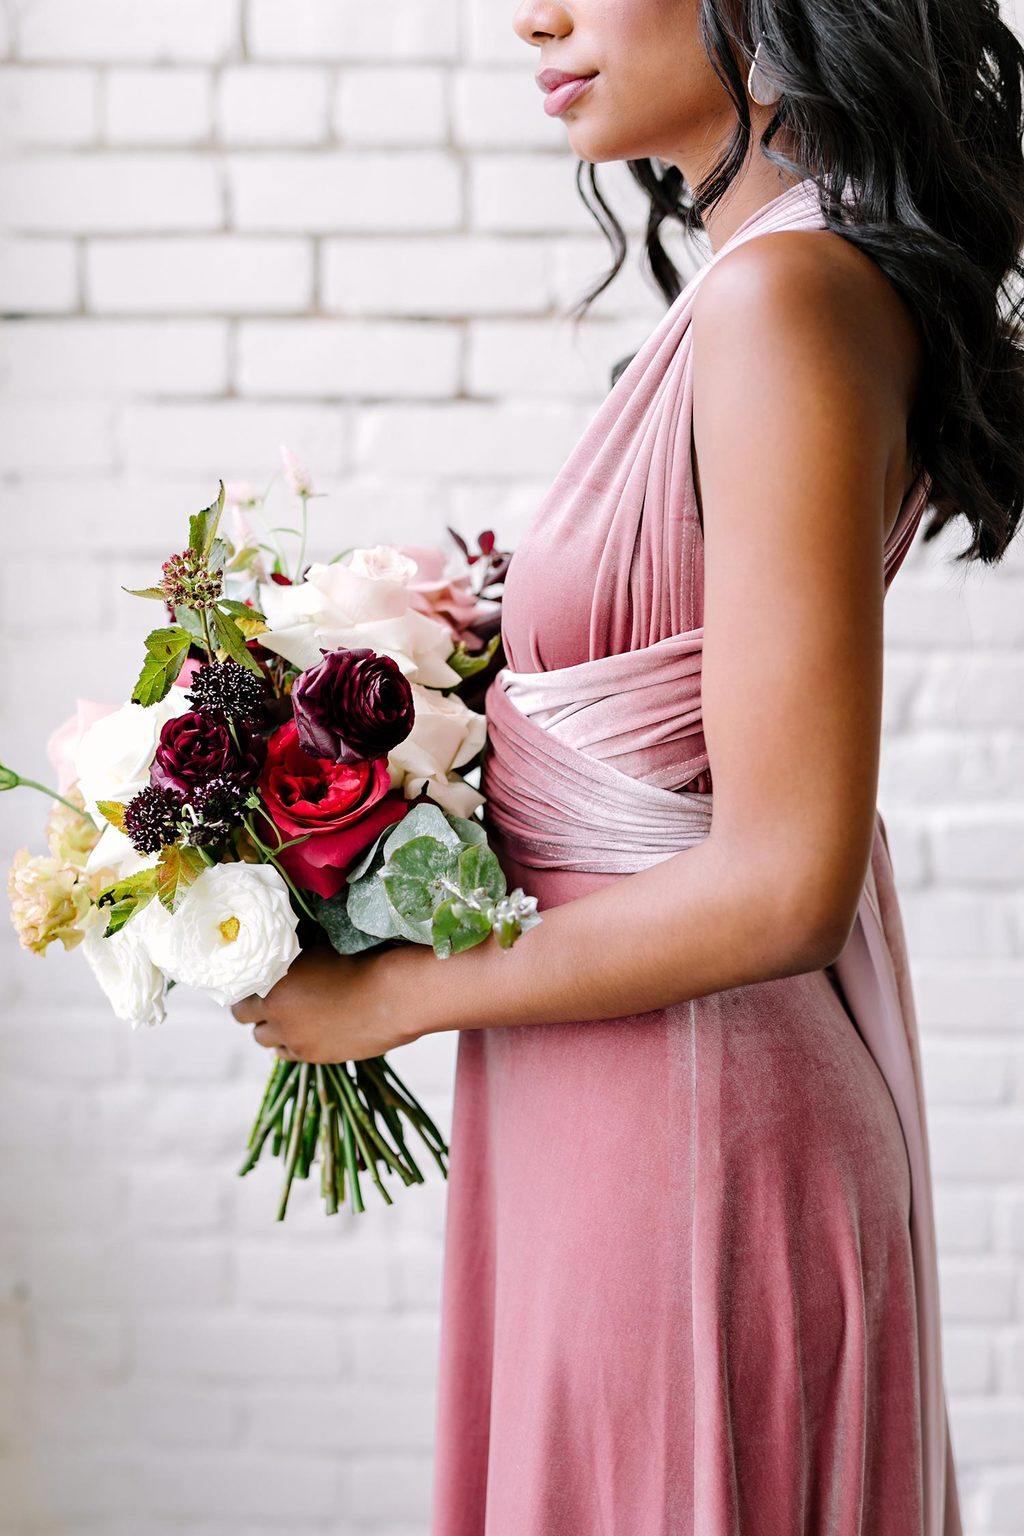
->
xmin=690 ymin=225 xmax=921 ymax=414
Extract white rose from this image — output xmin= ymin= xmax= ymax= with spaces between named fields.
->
xmin=81 ymin=906 xmax=167 ymax=1030
xmin=387 ymin=684 xmax=486 ymax=817
xmin=259 ymin=556 xmax=459 ymax=687
xmin=75 ymin=688 xmax=191 ymax=818
xmin=144 ymin=863 xmax=301 ymax=1009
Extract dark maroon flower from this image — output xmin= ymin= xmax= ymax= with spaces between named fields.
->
xmin=124 ymin=784 xmax=184 ymax=855
xmin=291 ymin=647 xmax=415 ymax=765
xmin=186 ymin=659 xmax=268 ymax=723
xmin=150 ymin=711 xmax=265 ymax=797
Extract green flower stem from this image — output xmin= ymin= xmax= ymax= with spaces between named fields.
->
xmin=238 ymin=1064 xmax=299 ymax=1173
xmin=367 ymin=1059 xmax=449 ymax=1167
xmin=276 ymin=1061 xmax=311 ymax=1222
xmin=296 ymin=494 xmax=309 ymax=582
xmin=327 ymin=1067 xmax=396 ymax=1205
xmin=340 ymin=1102 xmax=365 ymax=1214
xmin=315 ymin=1066 xmax=338 ymax=1216
xmin=363 ymin=1079 xmax=424 ymax=1185
xmin=242 ymin=813 xmax=318 ymax=923
xmin=2 ymin=772 xmax=94 ymax=820
xmin=247 ymin=1059 xmax=289 ymax=1146
xmin=327 ymin=1063 xmax=413 ymax=1185
xmin=298 ymin=1093 xmax=320 ymax=1180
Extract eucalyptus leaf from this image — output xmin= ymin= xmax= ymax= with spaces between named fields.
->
xmin=381 ymin=836 xmax=457 ymax=925
xmin=381 ymin=802 xmax=462 ymax=860
xmin=444 ymin=812 xmax=487 ymax=847
xmin=345 ymin=870 xmax=403 ymax=940
xmin=345 ymin=829 xmax=390 ymax=885
xmin=309 ymin=891 xmax=386 ymax=955
xmin=131 ymin=627 xmax=191 ymax=708
xmin=456 ymin=843 xmax=506 ymax=902
xmin=431 ymin=898 xmax=493 ymax=959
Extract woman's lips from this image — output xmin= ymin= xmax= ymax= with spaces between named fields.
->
xmin=537 ymin=71 xmax=597 ymax=119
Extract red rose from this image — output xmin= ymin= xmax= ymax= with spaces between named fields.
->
xmin=258 ymin=721 xmax=407 ymax=899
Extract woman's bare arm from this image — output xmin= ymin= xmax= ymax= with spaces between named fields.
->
xmin=235 ymin=231 xmax=922 ymax=1058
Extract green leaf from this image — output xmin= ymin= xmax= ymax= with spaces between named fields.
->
xmin=212 ymin=607 xmax=264 ymax=675
xmin=95 ymin=799 xmax=127 ymax=832
xmin=381 ymin=836 xmax=457 ymax=924
xmin=309 ymin=891 xmax=386 ymax=956
xmin=97 ymin=866 xmax=160 ymax=909
xmin=174 ymin=604 xmax=205 ymax=644
xmin=131 ymin=627 xmax=191 ymax=708
xmin=431 ymin=898 xmax=492 ymax=959
xmin=455 ymin=843 xmax=506 ymax=903
xmin=444 ymin=812 xmax=487 ymax=847
xmin=381 ymin=802 xmax=462 ymax=861
xmin=446 ymin=633 xmax=500 ymax=681
xmin=207 ymin=537 xmax=229 ymax=573
xmin=0 ymin=763 xmax=20 ymax=791
xmin=122 ymin=586 xmax=167 ymax=601
xmin=345 ymin=867 xmax=403 ymax=940
xmin=218 ymin=597 xmax=265 ymax=622
xmin=103 ymin=892 xmax=155 ymax=937
xmin=188 ymin=481 xmax=226 ymax=560
xmin=345 ymin=830 xmax=390 ymax=884
xmin=156 ymin=842 xmax=207 ymax=913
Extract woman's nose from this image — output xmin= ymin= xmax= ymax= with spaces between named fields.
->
xmin=512 ymin=2 xmax=573 ymax=47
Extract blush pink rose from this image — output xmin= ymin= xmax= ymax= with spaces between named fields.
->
xmin=399 ymin=545 xmax=495 ymax=650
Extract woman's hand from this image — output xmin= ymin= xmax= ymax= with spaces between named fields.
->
xmin=231 ymin=944 xmax=439 ymax=1063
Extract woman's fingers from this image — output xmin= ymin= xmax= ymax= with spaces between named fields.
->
xmin=231 ymin=996 xmax=264 ymax=1025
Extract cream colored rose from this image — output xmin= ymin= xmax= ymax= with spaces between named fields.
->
xmin=259 ymin=554 xmax=460 ymax=687
xmin=8 ymin=849 xmax=89 ymax=955
xmin=387 ymin=684 xmax=486 ymax=817
xmin=143 ymin=863 xmax=301 ymax=1009
xmin=81 ymin=905 xmax=167 ymax=1028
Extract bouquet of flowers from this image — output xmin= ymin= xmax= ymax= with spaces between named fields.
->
xmin=3 ymin=451 xmax=536 ymax=1219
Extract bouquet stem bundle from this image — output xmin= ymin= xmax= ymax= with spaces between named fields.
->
xmin=241 ymin=1053 xmax=449 ymax=1220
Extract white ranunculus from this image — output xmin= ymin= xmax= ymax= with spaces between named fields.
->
xmin=259 ymin=554 xmax=460 ymax=687
xmin=387 ymin=684 xmax=486 ymax=817
xmin=143 ymin=863 xmax=301 ymax=1009
xmin=81 ymin=906 xmax=167 ymax=1029
xmin=75 ymin=688 xmax=191 ymax=820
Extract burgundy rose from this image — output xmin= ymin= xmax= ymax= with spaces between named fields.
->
xmin=150 ymin=711 xmax=265 ymax=797
xmin=291 ymin=647 xmax=415 ymax=765
xmin=258 ymin=720 xmax=407 ymax=899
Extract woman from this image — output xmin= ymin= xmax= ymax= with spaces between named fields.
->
xmin=233 ymin=1 xmax=1024 ymax=1531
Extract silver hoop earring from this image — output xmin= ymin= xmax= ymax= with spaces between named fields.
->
xmin=747 ymin=41 xmax=782 ymax=107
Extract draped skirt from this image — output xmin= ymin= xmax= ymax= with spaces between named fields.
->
xmin=431 ymin=834 xmax=929 ymax=1536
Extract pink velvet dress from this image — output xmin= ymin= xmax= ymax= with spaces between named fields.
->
xmin=431 ymin=178 xmax=962 ymax=1536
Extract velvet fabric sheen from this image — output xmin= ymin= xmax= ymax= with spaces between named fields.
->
xmin=431 ymin=178 xmax=963 ymax=1536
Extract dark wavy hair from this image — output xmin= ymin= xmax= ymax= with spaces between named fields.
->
xmin=574 ymin=0 xmax=1024 ymax=563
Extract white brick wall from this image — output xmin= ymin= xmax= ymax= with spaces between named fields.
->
xmin=0 ymin=4 xmax=1021 ymax=1533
